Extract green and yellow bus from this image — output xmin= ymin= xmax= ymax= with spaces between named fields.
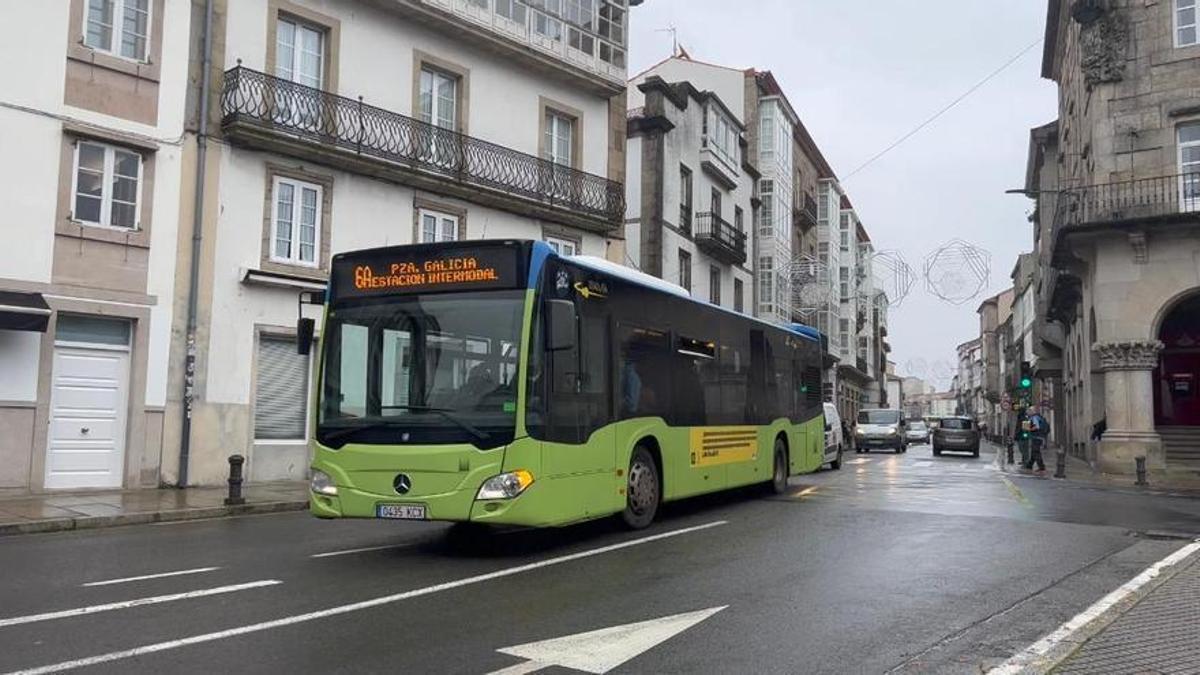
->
xmin=305 ymin=239 xmax=827 ymax=529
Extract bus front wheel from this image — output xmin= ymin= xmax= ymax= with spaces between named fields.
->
xmin=622 ymin=447 xmax=660 ymax=530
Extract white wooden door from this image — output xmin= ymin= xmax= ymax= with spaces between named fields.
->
xmin=45 ymin=346 xmax=130 ymax=489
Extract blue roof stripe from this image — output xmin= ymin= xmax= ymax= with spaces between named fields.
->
xmin=527 ymin=240 xmax=553 ymax=289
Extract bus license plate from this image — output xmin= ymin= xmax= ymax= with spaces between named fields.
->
xmin=376 ymin=504 xmax=426 ymax=520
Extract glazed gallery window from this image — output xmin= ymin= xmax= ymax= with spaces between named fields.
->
xmin=420 ymin=209 xmax=460 ymax=243
xmin=72 ymin=141 xmax=142 ymax=230
xmin=85 ymin=0 xmax=150 ymax=61
xmin=271 ymin=177 xmax=321 ymax=266
xmin=1178 ymin=0 xmax=1197 ymax=47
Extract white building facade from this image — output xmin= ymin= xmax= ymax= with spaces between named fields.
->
xmin=0 ymin=0 xmax=189 ymax=492
xmin=624 ymin=77 xmax=755 ymax=310
xmin=169 ymin=0 xmax=630 ymax=486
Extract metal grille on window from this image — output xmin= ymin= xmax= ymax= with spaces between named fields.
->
xmin=255 ymin=336 xmax=309 ymax=440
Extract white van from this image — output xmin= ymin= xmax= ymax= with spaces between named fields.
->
xmin=822 ymin=402 xmax=845 ymax=470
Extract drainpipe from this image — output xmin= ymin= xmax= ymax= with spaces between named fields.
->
xmin=178 ymin=0 xmax=215 ymax=487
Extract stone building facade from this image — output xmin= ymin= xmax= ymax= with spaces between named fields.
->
xmin=1031 ymin=0 xmax=1200 ymax=474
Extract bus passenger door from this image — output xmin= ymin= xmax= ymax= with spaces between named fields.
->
xmin=541 ymin=299 xmax=615 ymax=518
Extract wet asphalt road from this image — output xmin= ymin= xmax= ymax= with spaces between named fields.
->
xmin=1 ymin=443 xmax=1198 ymax=674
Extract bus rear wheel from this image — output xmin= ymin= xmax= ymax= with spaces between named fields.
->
xmin=622 ymin=447 xmax=660 ymax=530
xmin=771 ymin=439 xmax=789 ymax=494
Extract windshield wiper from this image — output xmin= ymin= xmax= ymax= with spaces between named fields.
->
xmin=319 ymin=419 xmax=412 ymax=445
xmin=327 ymin=405 xmax=491 ymax=444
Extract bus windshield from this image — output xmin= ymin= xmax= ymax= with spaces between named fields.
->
xmin=316 ymin=289 xmax=526 ymax=449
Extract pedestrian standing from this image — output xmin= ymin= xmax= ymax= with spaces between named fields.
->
xmin=1024 ymin=406 xmax=1048 ymax=473
xmin=1015 ymin=409 xmax=1029 ymax=467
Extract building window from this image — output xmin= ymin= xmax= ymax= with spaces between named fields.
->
xmin=734 ymin=205 xmax=744 ymax=232
xmin=839 ymin=213 xmax=850 ymax=250
xmin=255 ymin=335 xmax=310 ymax=441
xmin=545 ymin=235 xmax=578 ymax=256
xmin=839 ymin=267 xmax=850 ymax=300
xmin=1181 ymin=123 xmax=1200 ymax=209
xmin=534 ymin=11 xmax=564 ymax=42
xmin=276 ymin=16 xmax=324 ymax=88
xmin=759 ymin=256 xmax=773 ymax=313
xmin=419 ymin=209 xmax=460 ymax=243
xmin=710 ymin=187 xmax=722 ymax=219
xmin=72 ymin=141 xmax=142 ymax=230
xmin=419 ymin=67 xmax=458 ymax=131
xmin=85 ymin=0 xmax=150 ymax=61
xmin=734 ymin=278 xmax=744 ymax=313
xmin=543 ymin=111 xmax=574 ymax=166
xmin=709 ymin=265 xmax=721 ymax=305
xmin=680 ymin=164 xmax=693 ymax=233
xmin=1178 ymin=0 xmax=1197 ymax=47
xmin=839 ymin=318 xmax=850 ymax=355
xmin=678 ymin=249 xmax=692 ymax=292
xmin=759 ymin=180 xmax=774 ymax=236
xmin=496 ymin=0 xmax=528 ymax=23
xmin=599 ymin=41 xmax=625 ymax=68
xmin=705 ymin=107 xmax=737 ymax=166
xmin=598 ymin=2 xmax=625 ymax=45
xmin=271 ymin=177 xmax=321 ymax=266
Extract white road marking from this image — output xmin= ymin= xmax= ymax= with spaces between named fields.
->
xmin=6 ymin=520 xmax=727 ymax=675
xmin=310 ymin=544 xmax=414 ymax=558
xmin=82 ymin=567 xmax=221 ymax=587
xmin=845 ymin=458 xmax=873 ymax=465
xmin=988 ymin=540 xmax=1200 ymax=674
xmin=0 ymin=581 xmax=282 ymax=629
xmin=489 ymin=606 xmax=727 ymax=674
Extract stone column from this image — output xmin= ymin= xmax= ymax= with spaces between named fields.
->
xmin=1094 ymin=340 xmax=1164 ymax=474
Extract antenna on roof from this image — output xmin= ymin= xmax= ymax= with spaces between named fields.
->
xmin=655 ymin=25 xmax=680 ymax=56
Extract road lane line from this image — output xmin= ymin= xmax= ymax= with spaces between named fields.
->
xmin=310 ymin=544 xmax=414 ymax=558
xmin=82 ymin=567 xmax=221 ymax=587
xmin=987 ymin=540 xmax=1200 ymax=675
xmin=999 ymin=476 xmax=1032 ymax=508
xmin=5 ymin=520 xmax=727 ymax=675
xmin=0 ymin=581 xmax=282 ymax=630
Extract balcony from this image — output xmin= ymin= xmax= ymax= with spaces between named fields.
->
xmin=220 ymin=66 xmax=624 ymax=232
xmin=693 ymin=212 xmax=747 ymax=265
xmin=1057 ymin=171 xmax=1200 ymax=231
xmin=793 ymin=192 xmax=819 ymax=231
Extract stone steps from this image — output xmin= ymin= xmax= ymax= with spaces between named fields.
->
xmin=1158 ymin=426 xmax=1200 ymax=462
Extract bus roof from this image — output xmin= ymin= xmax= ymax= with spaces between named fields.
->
xmin=535 ymin=242 xmax=820 ymax=343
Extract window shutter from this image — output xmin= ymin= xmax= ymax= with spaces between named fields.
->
xmin=255 ymin=336 xmax=309 ymax=440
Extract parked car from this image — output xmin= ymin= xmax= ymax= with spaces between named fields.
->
xmin=823 ymin=403 xmax=844 ymax=470
xmin=855 ymin=409 xmax=907 ymax=454
xmin=905 ymin=420 xmax=930 ymax=444
xmin=932 ymin=416 xmax=980 ymax=457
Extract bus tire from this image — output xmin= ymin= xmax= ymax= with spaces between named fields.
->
xmin=622 ymin=446 xmax=660 ymax=530
xmin=770 ymin=437 xmax=789 ymax=494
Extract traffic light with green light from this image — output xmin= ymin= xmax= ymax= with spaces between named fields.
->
xmin=1019 ymin=361 xmax=1033 ymax=389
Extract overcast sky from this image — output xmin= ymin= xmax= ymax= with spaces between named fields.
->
xmin=627 ymin=0 xmax=1058 ymax=389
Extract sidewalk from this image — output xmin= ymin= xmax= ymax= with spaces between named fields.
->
xmin=993 ymin=442 xmax=1200 ymax=496
xmin=1055 ymin=545 xmax=1200 ymax=674
xmin=0 ymin=481 xmax=309 ymax=537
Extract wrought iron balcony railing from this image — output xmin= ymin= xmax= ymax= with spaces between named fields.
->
xmin=793 ymin=192 xmax=819 ymax=230
xmin=693 ymin=211 xmax=747 ymax=265
xmin=220 ymin=66 xmax=624 ymax=226
xmin=1057 ymin=171 xmax=1200 ymax=229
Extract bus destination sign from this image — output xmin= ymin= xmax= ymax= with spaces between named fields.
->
xmin=332 ymin=246 xmax=522 ymax=297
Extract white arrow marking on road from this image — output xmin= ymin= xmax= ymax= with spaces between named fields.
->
xmin=487 ymin=606 xmax=726 ymax=675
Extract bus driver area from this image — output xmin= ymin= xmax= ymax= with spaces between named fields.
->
xmin=308 ymin=240 xmax=828 ymax=529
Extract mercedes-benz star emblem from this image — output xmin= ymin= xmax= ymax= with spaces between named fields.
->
xmin=393 ymin=474 xmax=412 ymax=495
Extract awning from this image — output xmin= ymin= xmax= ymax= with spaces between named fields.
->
xmin=0 ymin=291 xmax=51 ymax=332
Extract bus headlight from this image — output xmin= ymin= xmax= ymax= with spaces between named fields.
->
xmin=476 ymin=470 xmax=534 ymax=500
xmin=310 ymin=470 xmax=338 ymax=496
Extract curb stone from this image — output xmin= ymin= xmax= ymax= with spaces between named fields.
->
xmin=0 ymin=500 xmax=309 ymax=537
xmin=990 ymin=541 xmax=1200 ymax=674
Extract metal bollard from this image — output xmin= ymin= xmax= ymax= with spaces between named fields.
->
xmin=1135 ymin=456 xmax=1148 ymax=487
xmin=225 ymin=454 xmax=246 ymax=505
xmin=1054 ymin=448 xmax=1066 ymax=479
xmin=1006 ymin=441 xmax=1014 ymax=465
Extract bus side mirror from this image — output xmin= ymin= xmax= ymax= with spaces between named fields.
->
xmin=545 ymin=299 xmax=577 ymax=352
xmin=297 ymin=317 xmax=315 ymax=355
